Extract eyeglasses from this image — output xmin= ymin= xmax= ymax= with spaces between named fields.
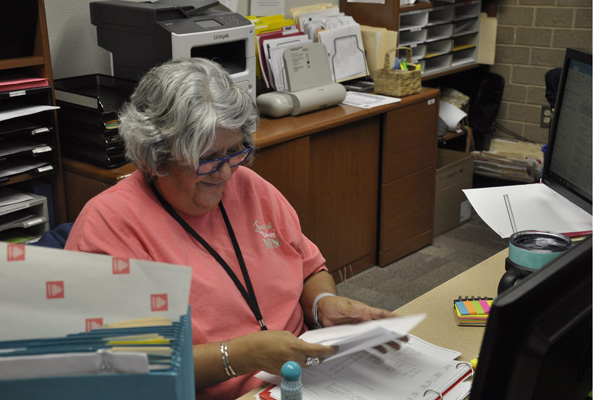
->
xmin=196 ymin=146 xmax=254 ymax=176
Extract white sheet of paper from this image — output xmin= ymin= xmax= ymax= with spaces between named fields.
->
xmin=250 ymin=0 xmax=284 ymax=17
xmin=0 ymin=351 xmax=150 ymax=380
xmin=0 ymin=105 xmax=60 ymax=122
xmin=342 ymin=91 xmax=401 ymax=109
xmin=439 ymin=100 xmax=467 ymax=131
xmin=463 ymin=184 xmax=592 ymax=238
xmin=0 ymin=244 xmax=192 ymax=341
xmin=299 ymin=314 xmax=425 ymax=361
xmin=318 ymin=24 xmax=368 ymax=82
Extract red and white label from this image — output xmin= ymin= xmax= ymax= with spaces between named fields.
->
xmin=46 ymin=281 xmax=65 ymax=299
xmin=112 ymin=258 xmax=130 ymax=274
xmin=85 ymin=318 xmax=103 ymax=332
xmin=7 ymin=244 xmax=25 ymax=261
xmin=151 ymin=294 xmax=168 ymax=312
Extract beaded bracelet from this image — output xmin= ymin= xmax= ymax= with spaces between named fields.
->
xmin=220 ymin=339 xmax=237 ymax=378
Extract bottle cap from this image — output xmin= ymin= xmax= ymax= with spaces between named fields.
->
xmin=281 ymin=361 xmax=302 ymax=381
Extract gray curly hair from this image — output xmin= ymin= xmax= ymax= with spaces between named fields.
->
xmin=118 ymin=58 xmax=259 ymax=180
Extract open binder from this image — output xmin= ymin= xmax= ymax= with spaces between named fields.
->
xmin=258 ymin=334 xmax=473 ymax=400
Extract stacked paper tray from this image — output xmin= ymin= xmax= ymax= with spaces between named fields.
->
xmin=0 ymin=307 xmax=195 ymax=400
xmin=454 ymin=296 xmax=493 ymax=326
xmin=54 ymin=74 xmax=135 ymax=169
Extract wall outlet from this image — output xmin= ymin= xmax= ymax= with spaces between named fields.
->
xmin=540 ymin=105 xmax=552 ymax=128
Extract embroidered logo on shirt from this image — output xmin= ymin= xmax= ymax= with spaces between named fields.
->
xmin=46 ymin=281 xmax=65 ymax=299
xmin=254 ymin=220 xmax=280 ymax=250
xmin=6 ymin=244 xmax=25 ymax=261
xmin=151 ymin=294 xmax=168 ymax=312
xmin=86 ymin=318 xmax=103 ymax=332
xmin=112 ymin=258 xmax=130 ymax=274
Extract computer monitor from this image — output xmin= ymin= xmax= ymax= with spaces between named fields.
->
xmin=469 ymin=236 xmax=592 ymax=400
xmin=542 ymin=48 xmax=592 ymax=215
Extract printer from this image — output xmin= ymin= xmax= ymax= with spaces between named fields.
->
xmin=90 ymin=0 xmax=256 ymax=98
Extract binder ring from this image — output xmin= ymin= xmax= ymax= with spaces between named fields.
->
xmin=456 ymin=361 xmax=475 ymax=378
xmin=423 ymin=389 xmax=443 ymax=399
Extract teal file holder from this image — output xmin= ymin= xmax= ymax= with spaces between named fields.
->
xmin=0 ymin=306 xmax=194 ymax=400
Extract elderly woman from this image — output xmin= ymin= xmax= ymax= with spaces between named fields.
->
xmin=65 ymin=58 xmax=396 ymax=399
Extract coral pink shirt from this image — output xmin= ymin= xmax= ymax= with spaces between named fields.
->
xmin=65 ymin=167 xmax=327 ymax=399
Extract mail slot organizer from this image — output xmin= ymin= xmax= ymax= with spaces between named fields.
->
xmin=341 ymin=0 xmax=482 ymax=78
xmin=0 ymin=86 xmax=58 ymax=184
xmin=0 ymin=190 xmax=50 ymax=244
xmin=0 ymin=307 xmax=195 ymax=400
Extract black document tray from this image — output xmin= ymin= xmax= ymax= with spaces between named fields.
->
xmin=59 ymin=119 xmax=123 ymax=147
xmin=54 ymin=74 xmax=136 ymax=114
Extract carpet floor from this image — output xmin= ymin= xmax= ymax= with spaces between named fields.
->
xmin=336 ymin=212 xmax=509 ymax=312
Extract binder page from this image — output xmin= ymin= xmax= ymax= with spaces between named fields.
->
xmin=259 ymin=334 xmax=472 ymax=400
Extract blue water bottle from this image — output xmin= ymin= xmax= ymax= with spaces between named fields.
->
xmin=280 ymin=361 xmax=302 ymax=400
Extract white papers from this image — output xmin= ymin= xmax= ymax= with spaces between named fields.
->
xmin=0 ymin=244 xmax=192 ymax=341
xmin=0 ymin=351 xmax=150 ymax=380
xmin=258 ymin=334 xmax=472 ymax=400
xmin=0 ymin=187 xmax=34 ymax=210
xmin=0 ymin=104 xmax=59 ymax=122
xmin=342 ymin=91 xmax=401 ymax=109
xmin=262 ymin=34 xmax=311 ymax=90
xmin=439 ymin=100 xmax=467 ymax=131
xmin=463 ymin=184 xmax=593 ymax=238
xmin=318 ymin=23 xmax=368 ymax=82
xmin=250 ymin=0 xmax=284 ymax=17
xmin=300 ymin=314 xmax=425 ymax=361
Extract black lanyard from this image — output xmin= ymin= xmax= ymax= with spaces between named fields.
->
xmin=150 ymin=182 xmax=268 ymax=331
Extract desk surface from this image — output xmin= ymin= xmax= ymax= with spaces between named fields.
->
xmin=394 ymin=248 xmax=507 ymax=362
xmin=237 ymin=248 xmax=508 ymax=399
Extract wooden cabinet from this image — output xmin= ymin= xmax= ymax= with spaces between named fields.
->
xmin=379 ymin=91 xmax=439 ymax=266
xmin=340 ymin=0 xmax=482 ymax=80
xmin=61 ymin=88 xmax=439 ymax=279
xmin=0 ymin=0 xmax=67 ymax=229
xmin=252 ymin=110 xmax=381 ymax=280
xmin=252 ymin=88 xmax=438 ymax=278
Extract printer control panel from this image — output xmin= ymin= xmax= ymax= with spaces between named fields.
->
xmin=160 ymin=11 xmax=252 ymax=34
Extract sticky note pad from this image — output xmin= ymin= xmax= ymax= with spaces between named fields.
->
xmin=472 ymin=301 xmax=485 ymax=315
xmin=478 ymin=299 xmax=491 ymax=314
xmin=463 ymin=301 xmax=477 ymax=315
xmin=455 ymin=302 xmax=468 ymax=316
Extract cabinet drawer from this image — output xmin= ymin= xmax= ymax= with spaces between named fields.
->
xmin=378 ymin=167 xmax=435 ymax=265
xmin=381 ymin=99 xmax=438 ymax=183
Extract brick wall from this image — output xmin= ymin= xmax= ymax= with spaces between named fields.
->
xmin=490 ymin=0 xmax=592 ymax=145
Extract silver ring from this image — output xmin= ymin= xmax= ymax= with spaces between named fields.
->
xmin=305 ymin=356 xmax=320 ymax=367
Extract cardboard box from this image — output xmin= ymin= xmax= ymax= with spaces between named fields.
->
xmin=434 ymin=149 xmax=474 ymax=237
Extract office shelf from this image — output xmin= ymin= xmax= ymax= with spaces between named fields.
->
xmin=0 ymin=0 xmax=67 ymax=228
xmin=340 ymin=0 xmax=482 ymax=79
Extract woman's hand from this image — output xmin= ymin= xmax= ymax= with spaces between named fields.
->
xmin=229 ymin=330 xmax=337 ymax=376
xmin=317 ymin=296 xmax=409 ymax=355
xmin=317 ymin=295 xmax=397 ymax=327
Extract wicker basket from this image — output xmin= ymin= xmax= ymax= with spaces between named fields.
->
xmin=373 ymin=47 xmax=422 ymax=97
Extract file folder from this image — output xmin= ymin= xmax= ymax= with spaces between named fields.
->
xmin=0 ymin=307 xmax=194 ymax=400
